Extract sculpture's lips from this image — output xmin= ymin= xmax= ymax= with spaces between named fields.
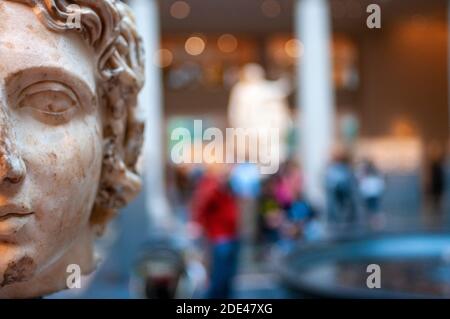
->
xmin=0 ymin=205 xmax=34 ymax=236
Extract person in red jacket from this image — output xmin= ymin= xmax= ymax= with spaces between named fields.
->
xmin=191 ymin=167 xmax=240 ymax=299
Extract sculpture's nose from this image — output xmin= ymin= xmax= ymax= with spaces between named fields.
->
xmin=0 ymin=105 xmax=26 ymax=185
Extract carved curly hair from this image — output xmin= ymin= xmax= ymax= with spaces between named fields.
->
xmin=7 ymin=0 xmax=146 ymax=232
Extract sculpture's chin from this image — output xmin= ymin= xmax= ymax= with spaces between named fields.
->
xmin=0 ymin=256 xmax=37 ymax=289
xmin=0 ymin=226 xmax=97 ymax=299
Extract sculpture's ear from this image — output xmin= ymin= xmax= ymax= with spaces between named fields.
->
xmin=91 ymin=125 xmax=144 ymax=233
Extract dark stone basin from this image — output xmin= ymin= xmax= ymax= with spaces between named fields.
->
xmin=280 ymin=233 xmax=450 ymax=298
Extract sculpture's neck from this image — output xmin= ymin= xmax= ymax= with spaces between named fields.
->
xmin=0 ymin=227 xmax=96 ymax=299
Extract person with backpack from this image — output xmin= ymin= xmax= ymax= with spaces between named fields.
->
xmin=190 ymin=164 xmax=240 ymax=299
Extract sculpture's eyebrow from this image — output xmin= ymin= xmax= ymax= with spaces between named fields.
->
xmin=5 ymin=67 xmax=97 ymax=109
xmin=6 ymin=67 xmax=96 ymax=97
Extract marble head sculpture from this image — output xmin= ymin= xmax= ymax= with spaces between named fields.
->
xmin=0 ymin=0 xmax=145 ymax=298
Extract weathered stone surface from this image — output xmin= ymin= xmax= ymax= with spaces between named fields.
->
xmin=0 ymin=0 xmax=145 ymax=298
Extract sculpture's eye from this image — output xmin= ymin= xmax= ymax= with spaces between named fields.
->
xmin=17 ymin=82 xmax=80 ymax=124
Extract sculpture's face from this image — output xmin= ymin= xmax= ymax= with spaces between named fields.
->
xmin=0 ymin=2 xmax=103 ymax=297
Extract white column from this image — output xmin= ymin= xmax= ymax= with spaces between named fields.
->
xmin=295 ymin=0 xmax=335 ymax=208
xmin=130 ymin=0 xmax=171 ymax=230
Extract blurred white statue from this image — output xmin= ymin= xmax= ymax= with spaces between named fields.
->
xmin=228 ymin=64 xmax=292 ymax=165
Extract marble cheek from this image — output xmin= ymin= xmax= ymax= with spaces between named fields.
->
xmin=0 ymin=90 xmax=103 ymax=290
xmin=10 ymin=110 xmax=104 ymax=272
